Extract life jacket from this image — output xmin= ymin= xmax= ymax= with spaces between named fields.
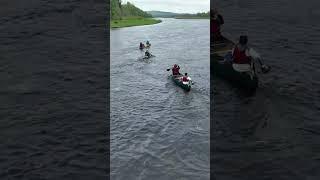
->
xmin=211 ymin=19 xmax=220 ymax=33
xmin=233 ymin=46 xmax=251 ymax=64
xmin=172 ymin=67 xmax=180 ymax=75
xmin=182 ymin=76 xmax=189 ymax=82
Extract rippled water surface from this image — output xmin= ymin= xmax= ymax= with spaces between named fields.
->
xmin=0 ymin=1 xmax=108 ymax=179
xmin=213 ymin=0 xmax=320 ymax=179
xmin=111 ymin=19 xmax=210 ymax=180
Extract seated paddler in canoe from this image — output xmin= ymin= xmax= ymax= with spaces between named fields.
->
xmin=145 ymin=50 xmax=151 ymax=57
xmin=227 ymin=35 xmax=270 ymax=73
xmin=169 ymin=64 xmax=181 ymax=76
xmin=143 ymin=50 xmax=155 ymax=59
xmin=146 ymin=40 xmax=151 ymax=48
xmin=231 ymin=35 xmax=254 ymax=74
xmin=139 ymin=42 xmax=145 ymax=50
xmin=181 ymin=73 xmax=192 ymax=84
xmin=211 ymin=8 xmax=224 ymax=42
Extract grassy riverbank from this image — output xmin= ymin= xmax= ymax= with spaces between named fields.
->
xmin=111 ymin=17 xmax=162 ymax=28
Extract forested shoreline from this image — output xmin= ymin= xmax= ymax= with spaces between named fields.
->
xmin=110 ymin=0 xmax=161 ymax=28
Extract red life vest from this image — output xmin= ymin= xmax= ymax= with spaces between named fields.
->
xmin=172 ymin=67 xmax=180 ymax=75
xmin=233 ymin=46 xmax=251 ymax=64
xmin=182 ymin=76 xmax=189 ymax=82
xmin=211 ymin=19 xmax=220 ymax=33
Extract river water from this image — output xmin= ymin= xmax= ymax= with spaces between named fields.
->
xmin=213 ymin=0 xmax=320 ymax=179
xmin=110 ymin=18 xmax=210 ymax=180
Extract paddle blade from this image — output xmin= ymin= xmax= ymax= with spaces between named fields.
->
xmin=261 ymin=65 xmax=271 ymax=73
xmin=249 ymin=48 xmax=261 ymax=59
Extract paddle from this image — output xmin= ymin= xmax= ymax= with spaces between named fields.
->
xmin=249 ymin=48 xmax=271 ymax=73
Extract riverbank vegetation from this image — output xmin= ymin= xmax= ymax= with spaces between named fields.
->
xmin=147 ymin=11 xmax=209 ymax=19
xmin=175 ymin=12 xmax=210 ymax=19
xmin=110 ymin=0 xmax=161 ymax=28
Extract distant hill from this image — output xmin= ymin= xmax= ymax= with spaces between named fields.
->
xmin=147 ymin=11 xmax=179 ymax=18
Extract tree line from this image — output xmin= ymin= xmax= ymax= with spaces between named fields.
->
xmin=177 ymin=11 xmax=210 ymax=18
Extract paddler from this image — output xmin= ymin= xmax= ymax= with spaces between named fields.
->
xmin=171 ymin=64 xmax=181 ymax=76
xmin=232 ymin=35 xmax=271 ymax=75
xmin=145 ymin=50 xmax=151 ymax=57
xmin=182 ymin=73 xmax=190 ymax=82
xmin=211 ymin=8 xmax=224 ymax=41
xmin=139 ymin=42 xmax=145 ymax=49
xmin=232 ymin=35 xmax=254 ymax=75
xmin=146 ymin=40 xmax=151 ymax=47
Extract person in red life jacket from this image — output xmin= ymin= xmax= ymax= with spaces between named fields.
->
xmin=171 ymin=64 xmax=181 ymax=76
xmin=232 ymin=35 xmax=251 ymax=64
xmin=232 ymin=35 xmax=255 ymax=74
xmin=211 ymin=8 xmax=224 ymax=41
xmin=182 ymin=73 xmax=189 ymax=82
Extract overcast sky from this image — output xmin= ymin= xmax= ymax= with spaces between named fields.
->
xmin=122 ymin=0 xmax=210 ymax=14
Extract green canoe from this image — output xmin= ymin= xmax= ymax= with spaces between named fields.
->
xmin=142 ymin=54 xmax=155 ymax=60
xmin=212 ymin=54 xmax=258 ymax=92
xmin=171 ymin=75 xmax=192 ymax=91
xmin=212 ymin=36 xmax=259 ymax=92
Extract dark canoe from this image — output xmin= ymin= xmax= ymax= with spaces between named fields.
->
xmin=142 ymin=54 xmax=155 ymax=60
xmin=139 ymin=46 xmax=150 ymax=51
xmin=171 ymin=75 xmax=191 ymax=91
xmin=211 ymin=36 xmax=235 ymax=56
xmin=211 ymin=36 xmax=258 ymax=92
xmin=212 ymin=54 xmax=258 ymax=92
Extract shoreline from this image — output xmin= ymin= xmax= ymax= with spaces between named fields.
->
xmin=111 ymin=18 xmax=162 ymax=28
xmin=174 ymin=17 xmax=209 ymax=19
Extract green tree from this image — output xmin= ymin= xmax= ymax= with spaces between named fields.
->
xmin=111 ymin=1 xmax=152 ymax=20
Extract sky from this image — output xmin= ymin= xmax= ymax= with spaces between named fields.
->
xmin=122 ymin=0 xmax=210 ymax=14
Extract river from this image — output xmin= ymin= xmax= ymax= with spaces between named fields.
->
xmin=110 ymin=18 xmax=210 ymax=180
xmin=213 ymin=0 xmax=320 ymax=179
